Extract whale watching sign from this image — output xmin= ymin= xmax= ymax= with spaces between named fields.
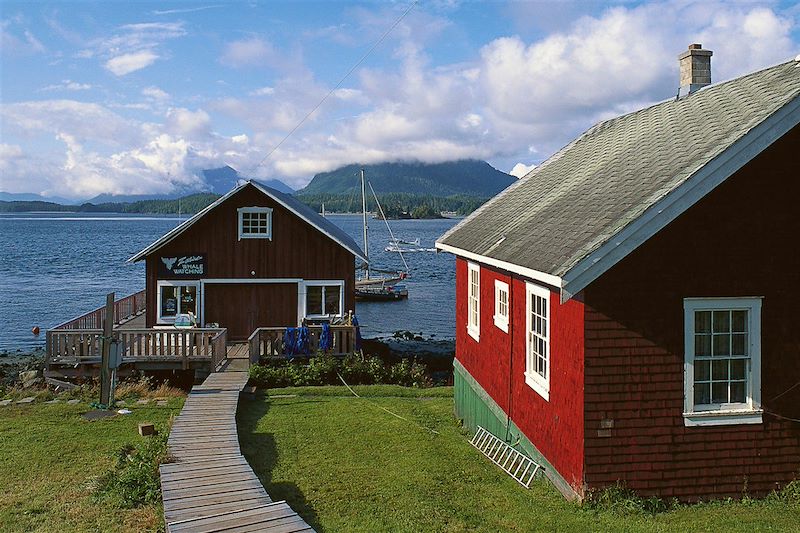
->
xmin=159 ymin=255 xmax=206 ymax=278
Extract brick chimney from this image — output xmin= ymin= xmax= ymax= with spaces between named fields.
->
xmin=678 ymin=44 xmax=712 ymax=97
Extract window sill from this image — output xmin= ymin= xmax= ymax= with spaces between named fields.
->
xmin=467 ymin=325 xmax=480 ymax=343
xmin=524 ymin=373 xmax=549 ymax=402
xmin=238 ymin=234 xmax=272 ymax=241
xmin=683 ymin=409 xmax=763 ymax=427
xmin=493 ymin=315 xmax=508 ymax=333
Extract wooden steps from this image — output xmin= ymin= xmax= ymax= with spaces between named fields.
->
xmin=161 ymin=371 xmax=314 ymax=532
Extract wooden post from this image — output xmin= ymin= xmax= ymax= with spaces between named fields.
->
xmin=100 ymin=292 xmax=114 ymax=406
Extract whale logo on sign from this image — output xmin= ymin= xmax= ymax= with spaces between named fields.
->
xmin=161 ymin=257 xmax=177 ymax=271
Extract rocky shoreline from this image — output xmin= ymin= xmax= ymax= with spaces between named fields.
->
xmin=0 ymin=349 xmax=45 ymax=388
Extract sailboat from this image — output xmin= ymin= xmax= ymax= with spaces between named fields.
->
xmin=355 ymin=169 xmax=409 ymax=301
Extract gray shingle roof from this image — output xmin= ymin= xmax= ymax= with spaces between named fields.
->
xmin=438 ymin=59 xmax=800 ymax=285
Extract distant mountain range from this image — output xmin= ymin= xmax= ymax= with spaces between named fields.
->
xmin=297 ymin=160 xmax=515 ymax=197
xmin=202 ymin=166 xmax=294 ymax=195
xmin=2 ymin=160 xmax=512 ymax=215
xmin=2 ymin=165 xmax=294 ymax=205
xmin=0 ymin=191 xmax=75 ymax=204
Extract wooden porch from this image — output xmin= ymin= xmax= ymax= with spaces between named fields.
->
xmin=45 ymin=291 xmax=358 ymax=382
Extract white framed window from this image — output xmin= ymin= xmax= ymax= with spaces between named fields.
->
xmin=525 ymin=282 xmax=550 ymax=401
xmin=157 ymin=280 xmax=200 ymax=324
xmin=467 ymin=262 xmax=480 ymax=341
xmin=494 ymin=280 xmax=509 ymax=333
xmin=304 ymin=281 xmax=344 ymax=318
xmin=238 ymin=206 xmax=273 ymax=240
xmin=683 ymin=297 xmax=763 ymax=427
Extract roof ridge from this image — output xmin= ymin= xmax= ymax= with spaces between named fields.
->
xmin=437 ymin=55 xmax=800 ymax=293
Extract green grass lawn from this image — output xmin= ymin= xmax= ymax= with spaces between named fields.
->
xmin=0 ymin=396 xmax=183 ymax=532
xmin=238 ymin=386 xmax=800 ymax=533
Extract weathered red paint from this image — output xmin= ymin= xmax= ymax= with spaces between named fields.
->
xmin=455 ymin=258 xmax=585 ymax=492
xmin=454 ymin=121 xmax=800 ymax=501
xmin=583 ymin=124 xmax=800 ymax=499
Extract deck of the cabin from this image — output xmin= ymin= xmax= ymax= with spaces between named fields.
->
xmin=45 ymin=291 xmax=358 ymax=383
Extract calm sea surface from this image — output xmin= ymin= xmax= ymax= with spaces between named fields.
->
xmin=0 ymin=212 xmax=457 ymax=352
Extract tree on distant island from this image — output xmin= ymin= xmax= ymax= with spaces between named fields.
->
xmin=411 ymin=204 xmax=441 ymax=219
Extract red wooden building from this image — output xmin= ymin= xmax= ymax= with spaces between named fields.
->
xmin=437 ymin=49 xmax=800 ymax=500
xmin=130 ymin=180 xmax=366 ymax=340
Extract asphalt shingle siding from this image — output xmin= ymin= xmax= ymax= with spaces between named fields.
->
xmin=439 ymin=60 xmax=800 ymax=277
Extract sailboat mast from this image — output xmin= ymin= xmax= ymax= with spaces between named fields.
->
xmin=361 ymin=168 xmax=370 ymax=279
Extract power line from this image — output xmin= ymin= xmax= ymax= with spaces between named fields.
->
xmin=247 ymin=0 xmax=420 ymax=175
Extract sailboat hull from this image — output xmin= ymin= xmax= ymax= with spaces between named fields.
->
xmin=355 ymin=284 xmax=409 ymax=301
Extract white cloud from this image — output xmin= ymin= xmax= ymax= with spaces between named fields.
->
xmin=509 ymin=163 xmax=536 ymax=178
xmin=1 ymin=20 xmax=47 ymax=55
xmin=142 ymin=86 xmax=170 ymax=101
xmin=1 ymin=100 xmax=140 ymax=145
xmin=41 ymin=79 xmax=92 ymax=91
xmin=83 ymin=21 xmax=186 ymax=75
xmin=166 ymin=108 xmax=212 ymax=137
xmin=3 ymin=1 xmax=799 ymax=197
xmin=249 ymin=86 xmax=275 ymax=96
xmin=23 ymin=30 xmax=46 ymax=53
xmin=105 ymin=50 xmax=159 ymax=75
xmin=220 ymin=37 xmax=274 ymax=67
xmin=152 ymin=5 xmax=223 ymax=16
xmin=0 ymin=144 xmax=24 ymax=172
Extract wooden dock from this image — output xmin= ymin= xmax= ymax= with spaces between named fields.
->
xmin=160 ymin=371 xmax=314 ymax=532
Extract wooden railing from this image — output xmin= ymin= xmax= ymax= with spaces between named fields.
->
xmin=47 ymin=327 xmax=227 ymax=368
xmin=248 ymin=325 xmax=356 ymax=363
xmin=211 ymin=329 xmax=228 ymax=371
xmin=47 ymin=329 xmax=103 ymax=359
xmin=52 ymin=290 xmax=146 ymax=330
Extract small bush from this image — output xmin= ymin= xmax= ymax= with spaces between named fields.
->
xmin=249 ymin=353 xmax=432 ymax=389
xmin=583 ymin=482 xmax=674 ymax=515
xmin=249 ymin=364 xmax=293 ymax=388
xmin=770 ymin=479 xmax=800 ymax=503
xmin=94 ymin=426 xmax=171 ymax=508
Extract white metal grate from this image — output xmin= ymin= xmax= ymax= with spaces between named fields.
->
xmin=470 ymin=426 xmax=541 ymax=488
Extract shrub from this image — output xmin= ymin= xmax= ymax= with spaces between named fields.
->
xmin=94 ymin=426 xmax=171 ymax=508
xmin=249 ymin=364 xmax=293 ymax=388
xmin=583 ymin=482 xmax=673 ymax=515
xmin=248 ymin=354 xmax=432 ymax=389
xmin=770 ymin=479 xmax=800 ymax=503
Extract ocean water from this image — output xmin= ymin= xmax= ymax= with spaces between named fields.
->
xmin=0 ymin=212 xmax=457 ymax=352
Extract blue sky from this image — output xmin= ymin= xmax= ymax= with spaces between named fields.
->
xmin=2 ymin=1 xmax=799 ymax=199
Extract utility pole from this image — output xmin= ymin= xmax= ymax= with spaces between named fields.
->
xmin=100 ymin=292 xmax=114 ymax=406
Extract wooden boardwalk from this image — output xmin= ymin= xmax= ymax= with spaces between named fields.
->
xmin=160 ymin=371 xmax=314 ymax=532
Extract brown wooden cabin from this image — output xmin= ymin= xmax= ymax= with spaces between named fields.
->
xmin=129 ymin=180 xmax=366 ymax=341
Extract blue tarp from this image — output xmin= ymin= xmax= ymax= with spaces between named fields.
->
xmin=319 ymin=323 xmax=332 ymax=352
xmin=353 ymin=316 xmax=362 ymax=352
xmin=283 ymin=327 xmax=310 ymax=357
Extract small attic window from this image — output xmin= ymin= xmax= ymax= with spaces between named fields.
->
xmin=238 ymin=207 xmax=272 ymax=240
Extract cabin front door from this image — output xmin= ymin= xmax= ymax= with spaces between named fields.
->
xmin=203 ymin=282 xmax=298 ymax=340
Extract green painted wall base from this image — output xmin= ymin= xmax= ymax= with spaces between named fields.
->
xmin=454 ymin=359 xmax=581 ymax=500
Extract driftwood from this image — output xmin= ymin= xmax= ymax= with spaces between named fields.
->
xmin=44 ymin=376 xmax=78 ymax=390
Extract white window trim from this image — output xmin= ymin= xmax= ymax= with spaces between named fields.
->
xmin=493 ymin=279 xmax=509 ymax=333
xmin=157 ymin=280 xmax=201 ymax=324
xmin=237 ymin=206 xmax=273 ymax=241
xmin=524 ymin=282 xmax=550 ymax=401
xmin=302 ymin=280 xmax=345 ymax=319
xmin=467 ymin=262 xmax=480 ymax=341
xmin=683 ymin=297 xmax=763 ymax=427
